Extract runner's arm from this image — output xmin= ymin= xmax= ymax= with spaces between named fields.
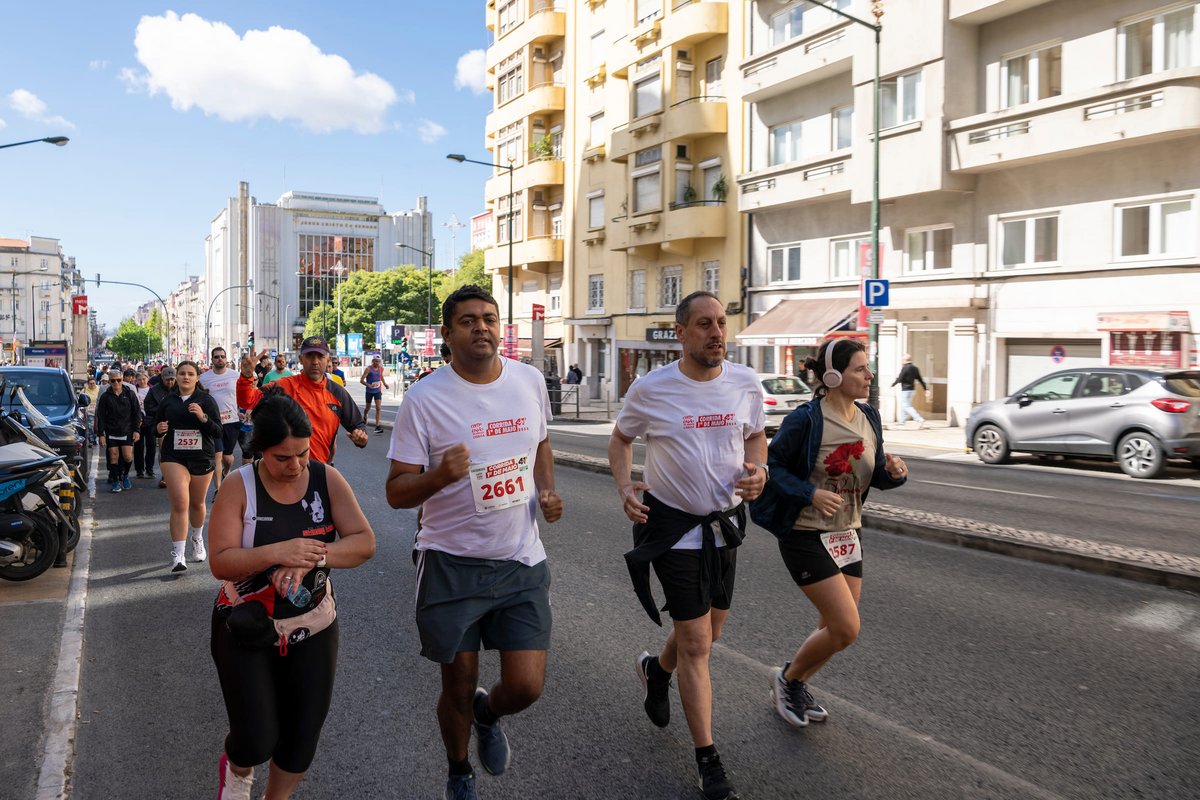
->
xmin=200 ymin=395 xmax=224 ymax=439
xmin=607 ymin=426 xmax=638 ymax=495
xmin=236 ymin=373 xmax=263 ymax=410
xmin=324 ymin=466 xmax=376 ymax=567
xmin=386 ymin=443 xmax=468 ymax=508
xmin=209 ymin=474 xmax=325 ymax=580
xmin=327 ymin=379 xmax=367 ymax=434
xmin=533 ymin=436 xmax=556 ymax=494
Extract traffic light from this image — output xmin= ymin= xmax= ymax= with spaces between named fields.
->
xmin=247 ymin=331 xmax=255 ymax=349
xmin=401 ymin=337 xmax=408 ymax=353
xmin=95 ymin=273 xmax=101 ymax=287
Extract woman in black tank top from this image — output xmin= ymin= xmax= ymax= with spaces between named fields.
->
xmin=206 ymin=395 xmax=375 ymax=798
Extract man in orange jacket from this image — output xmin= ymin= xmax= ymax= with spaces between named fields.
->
xmin=237 ymin=336 xmax=368 ymax=463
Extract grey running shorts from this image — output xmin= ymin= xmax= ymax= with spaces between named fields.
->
xmin=414 ymin=549 xmax=552 ymax=664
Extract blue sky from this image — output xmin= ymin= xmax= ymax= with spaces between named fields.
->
xmin=0 ymin=1 xmax=494 ymax=327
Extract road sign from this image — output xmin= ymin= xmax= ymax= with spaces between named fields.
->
xmin=532 ymin=303 xmax=545 ymax=322
xmin=864 ymin=279 xmax=890 ymax=307
xmin=1050 ymin=344 xmax=1066 ymax=363
xmin=867 ymin=308 xmax=885 ymax=325
xmin=390 ymin=324 xmax=406 ymax=344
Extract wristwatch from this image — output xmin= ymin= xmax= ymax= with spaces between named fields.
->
xmin=755 ymin=463 xmax=769 ymax=479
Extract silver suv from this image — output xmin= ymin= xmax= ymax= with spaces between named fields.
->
xmin=965 ymin=368 xmax=1200 ymax=478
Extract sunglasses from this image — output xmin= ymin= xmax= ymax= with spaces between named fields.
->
xmin=109 ymin=378 xmax=122 ymax=383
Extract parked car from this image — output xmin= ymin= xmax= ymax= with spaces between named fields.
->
xmin=0 ymin=367 xmax=90 ymax=468
xmin=757 ymin=373 xmax=813 ymax=435
xmin=965 ymin=367 xmax=1200 ymax=478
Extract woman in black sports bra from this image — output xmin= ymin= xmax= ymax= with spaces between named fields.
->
xmin=207 ymin=394 xmax=375 ymax=800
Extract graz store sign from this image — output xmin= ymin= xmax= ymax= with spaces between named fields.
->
xmin=645 ymin=328 xmax=678 ymax=343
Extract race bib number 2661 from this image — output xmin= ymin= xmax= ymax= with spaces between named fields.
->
xmin=469 ymin=455 xmax=532 ymax=513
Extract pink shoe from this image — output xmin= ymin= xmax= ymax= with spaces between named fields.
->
xmin=218 ymin=753 xmax=253 ymax=800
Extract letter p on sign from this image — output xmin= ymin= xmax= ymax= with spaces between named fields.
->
xmin=863 ymin=279 xmax=889 ymax=307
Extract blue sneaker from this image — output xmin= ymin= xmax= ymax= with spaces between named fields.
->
xmin=443 ymin=772 xmax=477 ymax=800
xmin=110 ymin=481 xmax=122 ymax=493
xmin=472 ymin=687 xmax=511 ymax=776
xmin=122 ymin=476 xmax=133 ymax=490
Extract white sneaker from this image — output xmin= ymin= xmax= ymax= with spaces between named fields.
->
xmin=190 ymin=534 xmax=207 ymax=562
xmin=170 ymin=549 xmax=188 ymax=573
xmin=218 ymin=753 xmax=253 ymax=800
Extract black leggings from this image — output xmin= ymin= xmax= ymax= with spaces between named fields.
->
xmin=133 ymin=423 xmax=157 ymax=476
xmin=210 ymin=610 xmax=338 ymax=774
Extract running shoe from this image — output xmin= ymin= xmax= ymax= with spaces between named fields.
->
xmin=190 ymin=533 xmax=207 ymax=562
xmin=109 ymin=481 xmax=121 ymax=494
xmin=122 ymin=477 xmax=133 ymax=490
xmin=374 ymin=426 xmax=384 ymax=434
xmin=635 ymin=650 xmax=671 ymax=728
xmin=444 ymin=772 xmax=478 ymax=800
xmin=772 ymin=665 xmax=827 ymax=726
xmin=170 ymin=550 xmax=187 ymax=573
xmin=472 ymin=687 xmax=511 ymax=776
xmin=697 ymin=752 xmax=739 ymax=800
xmin=217 ymin=753 xmax=254 ymax=800
xmin=158 ymin=478 xmax=166 ymax=488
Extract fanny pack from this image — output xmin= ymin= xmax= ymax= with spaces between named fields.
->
xmin=221 ymin=578 xmax=337 ymax=656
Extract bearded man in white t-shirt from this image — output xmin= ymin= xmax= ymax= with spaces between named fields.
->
xmin=198 ymin=346 xmax=240 ymax=492
xmin=386 ymin=284 xmax=563 ymax=800
xmin=608 ymin=291 xmax=767 ymax=800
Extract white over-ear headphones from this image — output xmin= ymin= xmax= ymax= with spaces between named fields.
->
xmin=822 ymin=339 xmax=844 ymax=389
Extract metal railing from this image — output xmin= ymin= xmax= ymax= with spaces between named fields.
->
xmin=669 ymin=94 xmax=726 ymax=108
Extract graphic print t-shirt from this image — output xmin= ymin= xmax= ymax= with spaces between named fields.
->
xmin=388 ymin=358 xmax=551 ymax=566
xmin=616 ymin=361 xmax=765 ymax=549
xmin=199 ymin=369 xmax=239 ymax=422
xmin=794 ymin=398 xmax=876 ymax=532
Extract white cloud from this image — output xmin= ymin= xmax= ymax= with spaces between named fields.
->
xmin=454 ymin=49 xmax=487 ymax=95
xmin=122 ymin=11 xmax=402 ymax=134
xmin=89 ymin=59 xmax=109 ymax=71
xmin=417 ymin=118 xmax=447 ymax=144
xmin=6 ymin=89 xmax=74 ymax=129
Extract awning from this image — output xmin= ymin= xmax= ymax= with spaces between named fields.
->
xmin=736 ymin=298 xmax=857 ymax=345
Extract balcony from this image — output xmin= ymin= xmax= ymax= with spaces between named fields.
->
xmin=610 ymin=113 xmax=665 ymax=163
xmin=947 ymin=73 xmax=1200 ymax=174
xmin=485 ymin=235 xmax=564 ymax=274
xmin=484 ymin=158 xmax=564 ymax=202
xmin=611 ymin=0 xmax=728 ymax=79
xmin=741 ymin=21 xmax=853 ymax=104
xmin=737 ymin=153 xmax=852 ymax=211
xmin=665 ymin=96 xmax=727 ymax=140
xmin=486 ymin=3 xmax=567 ymax=71
xmin=606 ymin=216 xmax=630 ymax=251
xmin=662 ymin=201 xmax=726 ymax=256
xmin=485 ymin=82 xmax=566 ymax=136
xmin=948 ymin=0 xmax=1056 ymax=24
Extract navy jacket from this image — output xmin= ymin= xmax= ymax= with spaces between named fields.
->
xmin=749 ymin=397 xmax=905 ymax=538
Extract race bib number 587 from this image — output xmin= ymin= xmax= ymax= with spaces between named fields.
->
xmin=820 ymin=529 xmax=862 ymax=569
xmin=469 ymin=455 xmax=532 ymax=513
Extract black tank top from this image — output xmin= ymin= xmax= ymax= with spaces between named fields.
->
xmin=219 ymin=461 xmax=338 ymax=619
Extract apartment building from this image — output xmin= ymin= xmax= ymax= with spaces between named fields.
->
xmin=0 ymin=236 xmax=85 ymax=362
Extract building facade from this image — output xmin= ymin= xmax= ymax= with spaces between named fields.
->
xmin=0 ymin=236 xmax=85 ymax=363
xmin=201 ymin=184 xmax=433 ymax=358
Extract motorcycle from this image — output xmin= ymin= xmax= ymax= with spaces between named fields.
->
xmin=0 ymin=399 xmax=77 ymax=581
xmin=11 ymin=386 xmax=85 ymax=551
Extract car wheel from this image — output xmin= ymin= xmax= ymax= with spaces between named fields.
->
xmin=973 ymin=424 xmax=1010 ymax=464
xmin=1117 ymin=432 xmax=1166 ymax=479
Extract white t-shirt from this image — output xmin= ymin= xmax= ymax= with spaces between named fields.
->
xmin=199 ymin=368 xmax=238 ymax=423
xmin=388 ymin=357 xmax=552 ymax=566
xmin=616 ymin=361 xmax=765 ymax=549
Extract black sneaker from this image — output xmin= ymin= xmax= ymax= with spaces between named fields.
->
xmin=374 ymin=426 xmax=384 ymax=434
xmin=472 ymin=688 xmax=511 ymax=775
xmin=443 ymin=772 xmax=477 ymax=800
xmin=635 ymin=650 xmax=671 ymax=728
xmin=697 ymin=752 xmax=739 ymax=800
xmin=772 ymin=664 xmax=827 ymax=727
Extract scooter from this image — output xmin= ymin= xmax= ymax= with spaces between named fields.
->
xmin=11 ymin=387 xmax=85 ymax=551
xmin=0 ymin=410 xmax=76 ymax=581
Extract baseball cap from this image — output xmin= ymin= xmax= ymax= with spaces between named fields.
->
xmin=160 ymin=366 xmax=176 ymax=378
xmin=300 ymin=336 xmax=330 ymax=355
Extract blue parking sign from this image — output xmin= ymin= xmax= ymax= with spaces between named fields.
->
xmin=863 ymin=279 xmax=889 ymax=307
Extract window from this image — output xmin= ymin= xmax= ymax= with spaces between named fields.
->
xmin=703 ymin=261 xmax=720 ymax=294
xmin=999 ymin=215 xmax=1058 ymax=268
xmin=1002 ymin=45 xmax=1061 ymax=108
xmin=1080 ymin=373 xmax=1132 ymax=398
xmin=497 ymin=57 xmax=524 ymax=104
xmin=634 ymin=72 xmax=662 ymax=117
xmin=588 ymin=274 xmax=605 ymax=311
xmin=700 ymin=160 xmax=722 ymax=202
xmin=705 ymin=57 xmax=724 ymax=97
xmin=674 ymin=161 xmax=693 ymax=205
xmin=833 ymin=105 xmax=853 ymax=149
xmin=1118 ymin=198 xmax=1193 ymax=257
xmin=587 ymin=192 xmax=605 ymax=229
xmin=1120 ymin=5 xmax=1197 ymax=79
xmin=1023 ymin=372 xmax=1081 ymax=401
xmin=770 ymin=3 xmax=804 ymax=46
xmin=549 ymin=276 xmax=562 ymax=313
xmin=659 ymin=265 xmax=682 ymax=308
xmin=633 ymin=170 xmax=661 ymax=213
xmin=590 ymin=30 xmax=607 ymax=70
xmin=8 ymin=257 xmax=16 ymax=267
xmin=635 ymin=145 xmax=662 ymax=168
xmin=496 ymin=193 xmax=524 ymax=244
xmin=905 ymin=228 xmax=952 ymax=272
xmin=497 ymin=122 xmax=524 ymax=167
xmin=881 ymin=70 xmax=922 ymax=128
xmin=629 ymin=269 xmax=646 ymax=310
xmin=831 ymin=237 xmax=869 ymax=280
xmin=768 ymin=245 xmax=802 ymax=284
xmin=497 ymin=0 xmax=522 ymax=36
xmin=296 ymin=233 xmax=375 ymax=316
xmin=636 ymin=0 xmax=661 ymax=25
xmin=589 ymin=112 xmax=605 ymax=147
xmin=770 ymin=120 xmax=803 ymax=166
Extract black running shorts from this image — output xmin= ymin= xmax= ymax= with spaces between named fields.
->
xmin=217 ymin=422 xmax=240 ymax=454
xmin=160 ymin=457 xmax=215 ymax=477
xmin=651 ymin=547 xmax=737 ymax=622
xmin=777 ymin=528 xmax=864 ymax=587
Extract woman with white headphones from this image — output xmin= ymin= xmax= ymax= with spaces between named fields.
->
xmin=749 ymin=338 xmax=909 ymax=728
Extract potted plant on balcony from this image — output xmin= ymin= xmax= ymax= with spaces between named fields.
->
xmin=712 ymin=173 xmax=728 ymax=203
xmin=531 ymin=134 xmax=555 ymax=161
xmin=682 ymin=184 xmax=697 ymax=206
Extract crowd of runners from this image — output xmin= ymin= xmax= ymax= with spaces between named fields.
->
xmin=91 ymin=284 xmax=910 ymax=800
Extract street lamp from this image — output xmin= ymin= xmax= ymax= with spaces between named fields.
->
xmin=205 ymin=280 xmax=253 ymax=362
xmin=0 ymin=136 xmax=69 ymax=150
xmin=443 ymin=214 xmax=466 ymax=274
xmin=806 ymin=0 xmax=884 ymax=409
xmin=397 ymin=243 xmax=435 ymax=367
xmin=446 ymin=154 xmax=515 ymax=326
xmin=331 ymin=261 xmax=348 ymax=352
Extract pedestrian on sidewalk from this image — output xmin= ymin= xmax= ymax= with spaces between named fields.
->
xmin=208 ymin=394 xmax=376 ymax=800
xmin=144 ymin=366 xmax=178 ymax=488
xmin=386 ymin=285 xmax=562 ymax=800
xmin=891 ymin=354 xmax=931 ymax=428
xmin=155 ymin=361 xmax=223 ymax=573
xmin=608 ymin=291 xmax=766 ymax=800
xmin=360 ymin=356 xmax=388 ymax=434
xmin=94 ymin=370 xmax=141 ymax=493
xmin=751 ymin=339 xmax=909 ymax=730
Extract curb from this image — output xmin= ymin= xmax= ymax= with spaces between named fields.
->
xmin=550 ymin=452 xmax=1200 ymax=594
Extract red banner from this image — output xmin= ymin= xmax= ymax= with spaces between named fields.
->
xmin=856 ymin=243 xmax=881 ymax=330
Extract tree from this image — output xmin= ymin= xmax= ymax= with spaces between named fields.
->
xmin=436 ymin=248 xmax=492 ymax=309
xmin=107 ymin=317 xmax=162 ymax=361
xmin=145 ymin=307 xmax=168 ymax=342
xmin=303 ymin=303 xmax=338 ymax=341
xmin=301 ymin=267 xmax=449 ymax=350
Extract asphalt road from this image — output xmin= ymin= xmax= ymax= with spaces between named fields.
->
xmin=548 ymin=422 xmax=1200 ymax=558
xmin=61 ymin=439 xmax=1200 ymax=799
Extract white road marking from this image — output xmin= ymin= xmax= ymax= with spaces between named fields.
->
xmin=914 ymin=479 xmax=1055 ymax=499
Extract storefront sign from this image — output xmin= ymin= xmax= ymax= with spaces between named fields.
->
xmin=503 ymin=324 xmax=519 ymax=359
xmin=1097 ymin=311 xmax=1190 ymax=332
xmin=25 ymin=345 xmax=67 ymax=368
xmin=1109 ymin=331 xmax=1183 ymax=368
xmin=646 ymin=328 xmax=677 ymax=342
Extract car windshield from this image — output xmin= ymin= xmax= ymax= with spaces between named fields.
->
xmin=1 ymin=373 xmax=72 ymax=409
xmin=762 ymin=376 xmax=809 ymax=395
xmin=1163 ymin=373 xmax=1200 ymax=398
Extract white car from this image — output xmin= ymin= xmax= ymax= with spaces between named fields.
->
xmin=757 ymin=373 xmax=813 ymax=435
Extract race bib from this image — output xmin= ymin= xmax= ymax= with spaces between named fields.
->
xmin=367 ymin=381 xmax=381 ymax=390
xmin=469 ymin=454 xmax=532 ymax=513
xmin=173 ymin=429 xmax=202 ymax=451
xmin=820 ymin=529 xmax=862 ymax=569
xmin=220 ymin=409 xmax=236 ymax=424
